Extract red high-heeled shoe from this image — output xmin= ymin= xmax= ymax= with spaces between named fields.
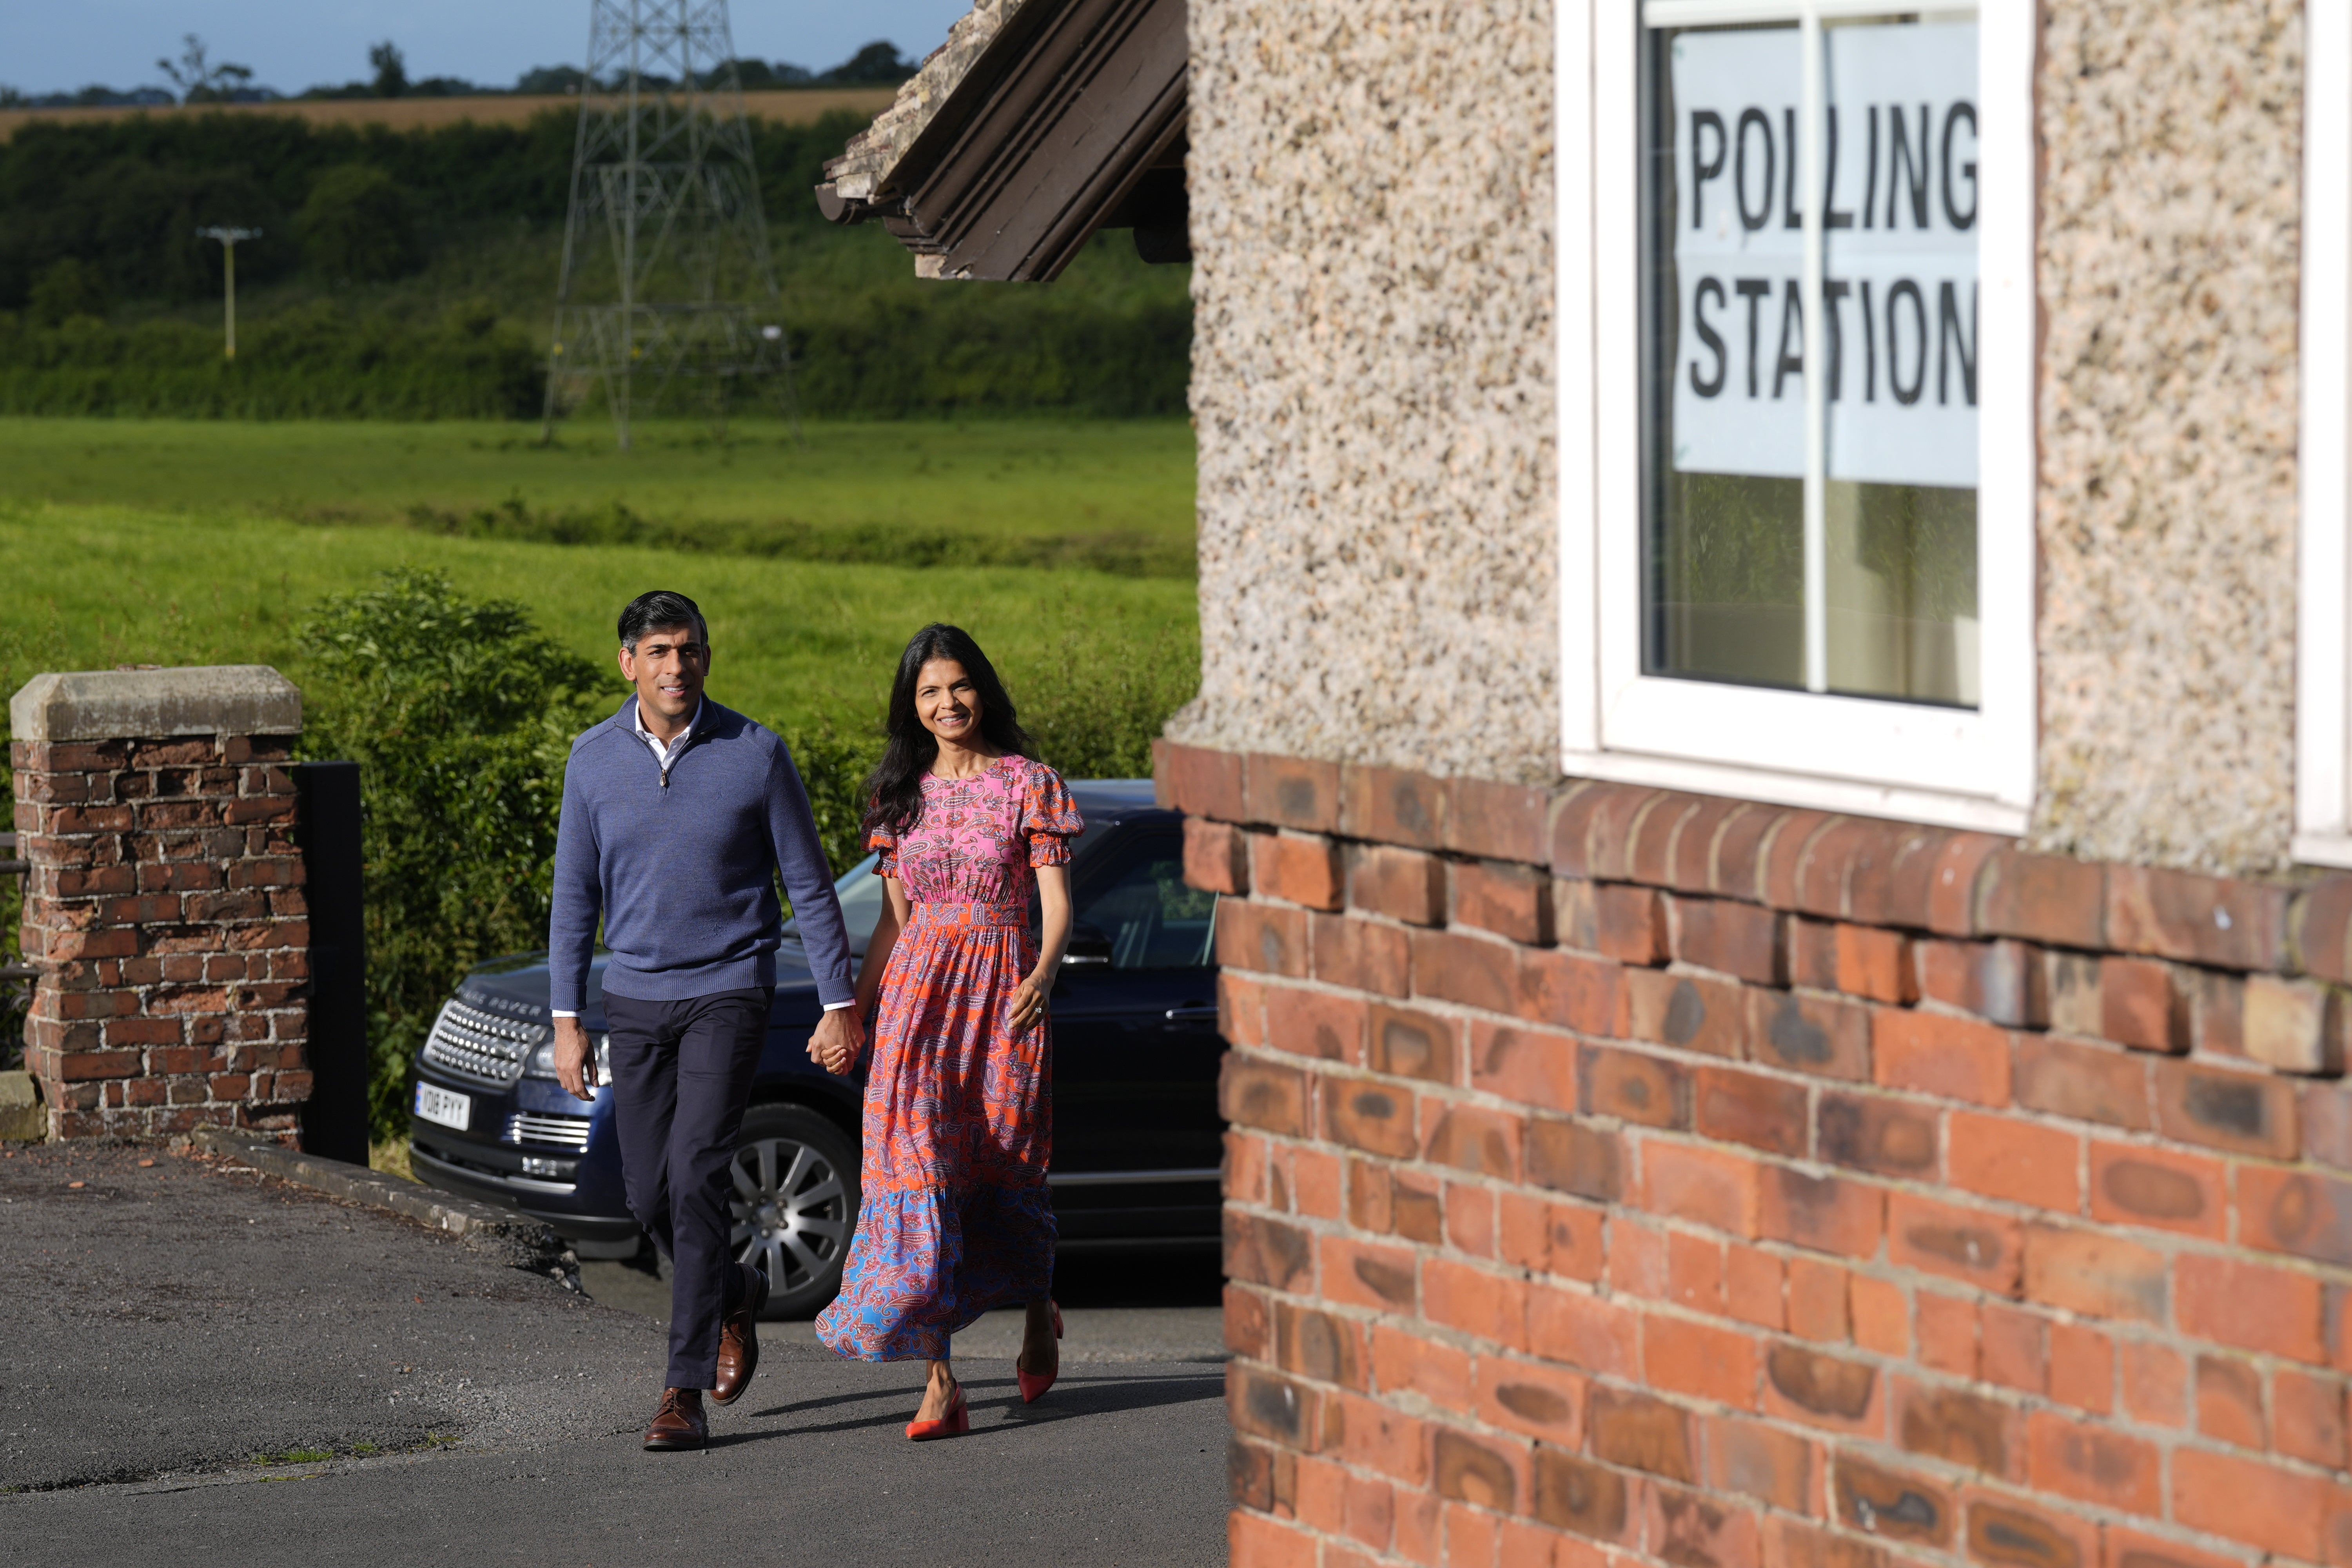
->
xmin=906 ymin=1381 xmax=969 ymax=1441
xmin=1017 ymin=1301 xmax=1064 ymax=1404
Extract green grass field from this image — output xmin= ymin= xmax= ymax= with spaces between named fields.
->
xmin=0 ymin=416 xmax=1198 ymax=574
xmin=1 ymin=501 xmax=1197 ymax=739
xmin=0 ymin=409 xmax=1201 ymax=811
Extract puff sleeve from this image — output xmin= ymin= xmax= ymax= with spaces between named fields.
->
xmin=1022 ymin=762 xmax=1084 ymax=867
xmin=867 ymin=819 xmax=899 ymax=878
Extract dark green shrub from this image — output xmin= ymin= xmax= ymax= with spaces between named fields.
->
xmin=0 ymin=109 xmax=1192 ymax=419
xmin=778 ymin=717 xmax=886 ymax=877
xmin=26 ymin=258 xmax=105 ymax=324
xmin=294 ymin=163 xmax=422 ymax=282
xmin=299 ymin=569 xmax=606 ymax=1139
xmin=0 ymin=301 xmax=541 ymax=418
xmin=1016 ymin=615 xmax=1197 ymax=781
xmin=8 ymin=155 xmax=290 ymax=305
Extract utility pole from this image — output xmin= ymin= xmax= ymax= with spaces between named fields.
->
xmin=541 ymin=0 xmax=798 ymax=450
xmin=195 ymin=226 xmax=261 ymax=360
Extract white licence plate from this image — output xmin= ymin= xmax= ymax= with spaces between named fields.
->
xmin=414 ymin=1081 xmax=470 ymax=1132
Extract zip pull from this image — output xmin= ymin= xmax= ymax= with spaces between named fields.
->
xmin=660 ymin=766 xmax=670 ymax=789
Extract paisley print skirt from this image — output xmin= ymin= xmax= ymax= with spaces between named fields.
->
xmin=814 ymin=900 xmax=1054 ymax=1362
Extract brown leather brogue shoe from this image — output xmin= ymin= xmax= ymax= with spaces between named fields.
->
xmin=644 ymin=1386 xmax=708 ymax=1450
xmin=711 ymin=1265 xmax=769 ymax=1407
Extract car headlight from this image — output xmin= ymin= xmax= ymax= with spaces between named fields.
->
xmin=523 ymin=1031 xmax=611 ymax=1084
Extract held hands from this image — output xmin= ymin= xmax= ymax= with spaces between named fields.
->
xmin=1010 ymin=965 xmax=1056 ymax=1033
xmin=552 ymin=1016 xmax=598 ymax=1103
xmin=806 ymin=964 xmax=1049 ymax=1079
xmin=808 ymin=1005 xmax=867 ymax=1077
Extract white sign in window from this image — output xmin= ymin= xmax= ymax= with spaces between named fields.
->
xmin=1648 ymin=14 xmax=1981 ymax=709
xmin=1558 ymin=0 xmax=2036 ymax=835
xmin=1669 ymin=25 xmax=1978 ymax=490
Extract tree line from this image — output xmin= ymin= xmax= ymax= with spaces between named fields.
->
xmin=2 ymin=35 xmax=916 ymax=110
xmin=0 ymin=107 xmax=1191 ymax=420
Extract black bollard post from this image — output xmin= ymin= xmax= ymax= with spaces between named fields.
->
xmin=294 ymin=761 xmax=369 ymax=1163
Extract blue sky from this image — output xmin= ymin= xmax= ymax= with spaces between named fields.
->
xmin=3 ymin=1 xmax=974 ymax=96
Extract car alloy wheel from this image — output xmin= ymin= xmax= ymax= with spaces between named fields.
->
xmin=726 ymin=1103 xmax=859 ymax=1318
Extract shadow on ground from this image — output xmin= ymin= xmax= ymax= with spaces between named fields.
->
xmin=577 ymin=1237 xmax=1229 ymax=1361
xmin=3 ymin=1143 xmax=1232 ymax=1566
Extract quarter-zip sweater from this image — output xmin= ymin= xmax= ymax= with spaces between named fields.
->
xmin=548 ymin=695 xmax=854 ymax=1013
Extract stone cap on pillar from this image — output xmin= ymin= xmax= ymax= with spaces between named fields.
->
xmin=10 ymin=665 xmax=302 ymax=742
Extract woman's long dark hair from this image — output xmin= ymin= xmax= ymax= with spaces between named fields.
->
xmin=862 ymin=623 xmax=1036 ymax=839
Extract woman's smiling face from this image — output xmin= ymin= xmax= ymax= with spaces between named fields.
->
xmin=915 ymin=658 xmax=984 ymax=748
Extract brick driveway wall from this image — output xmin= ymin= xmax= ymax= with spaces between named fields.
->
xmin=1162 ymin=743 xmax=2352 ymax=1568
xmin=15 ymin=731 xmax=308 ymax=1140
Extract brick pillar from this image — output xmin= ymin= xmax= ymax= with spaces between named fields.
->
xmin=11 ymin=667 xmax=308 ymax=1140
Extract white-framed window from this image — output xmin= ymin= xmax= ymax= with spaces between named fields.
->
xmin=2298 ymin=0 xmax=2352 ymax=867
xmin=1557 ymin=0 xmax=2036 ymax=835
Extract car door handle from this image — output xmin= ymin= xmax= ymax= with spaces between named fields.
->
xmin=1164 ymin=1005 xmax=1220 ymax=1023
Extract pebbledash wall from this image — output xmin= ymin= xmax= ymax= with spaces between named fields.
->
xmin=1178 ymin=0 xmax=2309 ymax=871
xmin=1183 ymin=0 xmax=1561 ymax=788
xmin=1169 ymin=1 xmax=2352 ymax=1566
xmin=10 ymin=668 xmax=311 ymax=1140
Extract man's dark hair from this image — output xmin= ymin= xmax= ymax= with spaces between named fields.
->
xmin=617 ymin=590 xmax=708 ymax=652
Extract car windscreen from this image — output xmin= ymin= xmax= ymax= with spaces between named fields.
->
xmin=1071 ymin=830 xmax=1215 ymax=968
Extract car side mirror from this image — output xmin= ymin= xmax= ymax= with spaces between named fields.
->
xmin=1065 ymin=920 xmax=1114 ymax=965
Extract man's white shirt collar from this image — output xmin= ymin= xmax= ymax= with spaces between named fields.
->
xmin=632 ymin=697 xmax=702 ymax=764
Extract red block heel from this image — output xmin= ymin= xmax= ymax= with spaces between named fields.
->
xmin=1017 ymin=1301 xmax=1064 ymax=1404
xmin=906 ymin=1382 xmax=968 ymax=1441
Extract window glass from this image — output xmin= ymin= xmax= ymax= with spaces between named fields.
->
xmin=1076 ymin=838 xmax=1216 ymax=969
xmin=1644 ymin=10 xmax=1980 ymax=707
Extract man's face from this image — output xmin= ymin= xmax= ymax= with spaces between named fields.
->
xmin=617 ymin=623 xmax=709 ymax=725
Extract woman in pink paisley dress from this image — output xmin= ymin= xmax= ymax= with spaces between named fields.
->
xmin=810 ymin=624 xmax=1081 ymax=1439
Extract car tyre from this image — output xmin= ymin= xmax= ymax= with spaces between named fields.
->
xmin=728 ymin=1102 xmax=860 ymax=1319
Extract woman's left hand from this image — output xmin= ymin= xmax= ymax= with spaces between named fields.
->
xmin=1011 ymin=967 xmax=1054 ymax=1032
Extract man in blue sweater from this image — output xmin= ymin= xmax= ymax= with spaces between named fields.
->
xmin=548 ymin=589 xmax=862 ymax=1451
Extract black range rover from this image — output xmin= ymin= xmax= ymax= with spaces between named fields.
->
xmin=407 ymin=778 xmax=1225 ymax=1315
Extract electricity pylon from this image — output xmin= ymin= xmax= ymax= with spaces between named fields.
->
xmin=541 ymin=0 xmax=798 ymax=450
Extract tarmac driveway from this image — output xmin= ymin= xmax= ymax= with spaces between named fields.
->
xmin=0 ymin=1142 xmax=1229 ymax=1566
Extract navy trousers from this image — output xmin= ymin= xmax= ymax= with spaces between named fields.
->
xmin=604 ymin=986 xmax=771 ymax=1389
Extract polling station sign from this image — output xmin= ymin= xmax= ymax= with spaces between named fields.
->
xmin=1668 ymin=22 xmax=1978 ymax=489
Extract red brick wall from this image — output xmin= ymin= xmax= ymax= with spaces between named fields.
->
xmin=15 ymin=735 xmax=309 ymax=1138
xmin=1161 ymin=742 xmax=2352 ymax=1568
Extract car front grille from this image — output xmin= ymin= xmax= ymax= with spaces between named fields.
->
xmin=504 ymin=1111 xmax=592 ymax=1151
xmin=420 ymin=999 xmax=546 ymax=1089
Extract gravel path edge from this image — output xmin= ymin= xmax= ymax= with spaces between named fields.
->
xmin=187 ymin=1127 xmax=581 ymax=1288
